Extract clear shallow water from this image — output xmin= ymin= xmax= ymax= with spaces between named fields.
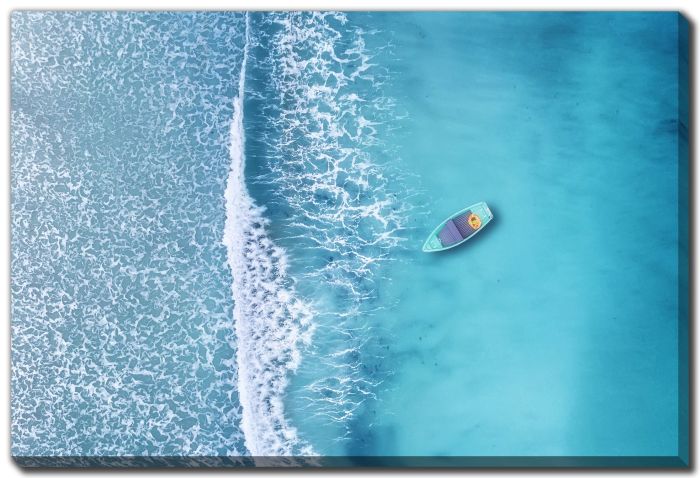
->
xmin=365 ymin=12 xmax=684 ymax=459
xmin=12 ymin=11 xmax=685 ymax=463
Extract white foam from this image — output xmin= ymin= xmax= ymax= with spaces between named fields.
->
xmin=247 ymin=12 xmax=418 ymax=445
xmin=222 ymin=14 xmax=315 ymax=457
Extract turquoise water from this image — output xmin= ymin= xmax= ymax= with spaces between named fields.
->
xmin=11 ymin=11 xmax=686 ymax=465
xmin=364 ymin=13 xmax=685 ymax=459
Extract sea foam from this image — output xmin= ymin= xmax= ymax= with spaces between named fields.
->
xmin=243 ymin=12 xmax=417 ymax=449
xmin=222 ymin=14 xmax=315 ymax=457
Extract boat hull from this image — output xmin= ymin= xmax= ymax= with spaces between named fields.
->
xmin=422 ymin=202 xmax=493 ymax=252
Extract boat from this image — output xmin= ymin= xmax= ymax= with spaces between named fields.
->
xmin=422 ymin=202 xmax=493 ymax=252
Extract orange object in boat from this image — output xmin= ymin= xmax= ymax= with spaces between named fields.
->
xmin=468 ymin=213 xmax=481 ymax=230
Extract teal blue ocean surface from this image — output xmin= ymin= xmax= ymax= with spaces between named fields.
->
xmin=11 ymin=12 xmax=687 ymax=465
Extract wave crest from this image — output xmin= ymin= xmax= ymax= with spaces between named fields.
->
xmin=245 ymin=12 xmax=418 ymax=448
xmin=222 ymin=14 xmax=315 ymax=457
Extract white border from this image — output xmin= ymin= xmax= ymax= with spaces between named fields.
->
xmin=1 ymin=1 xmax=695 ymax=476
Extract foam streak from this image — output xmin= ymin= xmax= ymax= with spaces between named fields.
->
xmin=222 ymin=14 xmax=314 ymax=458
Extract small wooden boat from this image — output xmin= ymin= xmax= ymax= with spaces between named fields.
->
xmin=422 ymin=202 xmax=493 ymax=252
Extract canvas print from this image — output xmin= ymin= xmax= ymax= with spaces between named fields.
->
xmin=11 ymin=11 xmax=689 ymax=467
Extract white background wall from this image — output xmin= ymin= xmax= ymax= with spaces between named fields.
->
xmin=1 ymin=0 xmax=695 ymax=476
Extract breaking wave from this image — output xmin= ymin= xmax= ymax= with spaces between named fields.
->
xmin=222 ymin=14 xmax=315 ymax=457
xmin=238 ymin=12 xmax=417 ymax=451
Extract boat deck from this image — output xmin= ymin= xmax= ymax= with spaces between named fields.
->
xmin=437 ymin=210 xmax=477 ymax=246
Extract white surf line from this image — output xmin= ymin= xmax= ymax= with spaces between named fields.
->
xmin=222 ymin=13 xmax=315 ymax=459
